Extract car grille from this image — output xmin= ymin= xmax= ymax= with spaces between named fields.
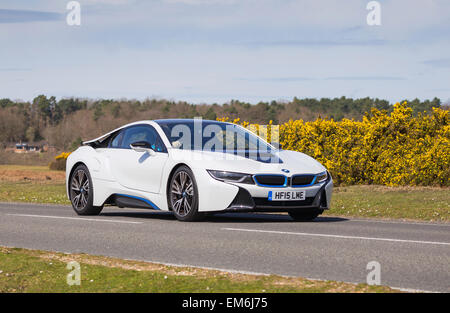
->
xmin=253 ymin=174 xmax=287 ymax=187
xmin=291 ymin=174 xmax=315 ymax=186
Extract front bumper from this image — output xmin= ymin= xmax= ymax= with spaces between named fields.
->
xmin=223 ymin=176 xmax=333 ymax=213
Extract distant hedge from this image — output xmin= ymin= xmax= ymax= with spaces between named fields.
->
xmin=221 ymin=102 xmax=449 ymax=186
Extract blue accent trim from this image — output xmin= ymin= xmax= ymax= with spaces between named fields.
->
xmin=253 ymin=171 xmax=328 ymax=188
xmin=116 ymin=194 xmax=160 ymax=210
xmin=253 ymin=174 xmax=288 ymax=188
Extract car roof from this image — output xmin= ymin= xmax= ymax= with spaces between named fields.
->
xmin=83 ymin=119 xmax=232 ymax=145
xmin=155 ymin=118 xmax=230 ymax=124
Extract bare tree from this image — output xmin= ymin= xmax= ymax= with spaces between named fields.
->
xmin=0 ymin=107 xmax=26 ymax=145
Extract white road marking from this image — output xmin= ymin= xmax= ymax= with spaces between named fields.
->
xmin=223 ymin=227 xmax=450 ymax=246
xmin=5 ymin=213 xmax=142 ymax=224
xmin=344 ymin=218 xmax=450 ymax=227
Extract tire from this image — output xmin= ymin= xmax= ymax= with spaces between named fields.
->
xmin=69 ymin=164 xmax=103 ymax=216
xmin=168 ymin=166 xmax=202 ymax=222
xmin=288 ymin=209 xmax=323 ymax=221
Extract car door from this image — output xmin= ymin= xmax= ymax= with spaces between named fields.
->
xmin=107 ymin=124 xmax=169 ymax=194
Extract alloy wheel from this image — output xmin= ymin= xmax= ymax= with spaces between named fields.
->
xmin=70 ymin=169 xmax=90 ymax=210
xmin=170 ymin=171 xmax=194 ymax=217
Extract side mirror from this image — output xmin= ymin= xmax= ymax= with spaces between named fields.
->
xmin=130 ymin=141 xmax=156 ymax=155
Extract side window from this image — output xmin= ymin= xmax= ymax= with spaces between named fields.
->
xmin=109 ymin=131 xmax=124 ymax=148
xmin=121 ymin=125 xmax=167 ymax=152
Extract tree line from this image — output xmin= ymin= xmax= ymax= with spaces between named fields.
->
xmin=0 ymin=95 xmax=445 ymax=151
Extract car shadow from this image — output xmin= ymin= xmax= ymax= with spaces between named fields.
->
xmin=100 ymin=210 xmax=348 ymax=223
xmin=204 ymin=213 xmax=348 ymax=223
xmin=100 ymin=210 xmax=176 ymax=221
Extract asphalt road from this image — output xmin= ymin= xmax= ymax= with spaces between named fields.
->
xmin=0 ymin=202 xmax=449 ymax=292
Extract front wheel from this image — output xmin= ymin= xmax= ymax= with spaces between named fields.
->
xmin=288 ymin=209 xmax=323 ymax=221
xmin=69 ymin=164 xmax=103 ymax=215
xmin=168 ymin=166 xmax=202 ymax=222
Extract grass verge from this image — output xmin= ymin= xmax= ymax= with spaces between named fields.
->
xmin=0 ymin=181 xmax=68 ymax=205
xmin=0 ymin=246 xmax=395 ymax=293
xmin=324 ymin=185 xmax=449 ymax=222
xmin=0 ymin=165 xmax=68 ymax=204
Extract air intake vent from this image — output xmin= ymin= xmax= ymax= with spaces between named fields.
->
xmin=253 ymin=175 xmax=287 ymax=187
xmin=291 ymin=175 xmax=315 ymax=186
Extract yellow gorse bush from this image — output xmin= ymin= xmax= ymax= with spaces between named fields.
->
xmin=219 ymin=102 xmax=449 ymax=186
xmin=55 ymin=152 xmax=71 ymax=160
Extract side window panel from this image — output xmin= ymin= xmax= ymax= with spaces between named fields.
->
xmin=109 ymin=131 xmax=124 ymax=148
xmin=154 ymin=137 xmax=166 ymax=152
xmin=121 ymin=125 xmax=167 ymax=152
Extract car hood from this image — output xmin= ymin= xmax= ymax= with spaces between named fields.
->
xmin=169 ymin=149 xmax=326 ymax=175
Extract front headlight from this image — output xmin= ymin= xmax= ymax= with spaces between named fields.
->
xmin=207 ymin=170 xmax=254 ymax=184
xmin=315 ymin=171 xmax=328 ymax=183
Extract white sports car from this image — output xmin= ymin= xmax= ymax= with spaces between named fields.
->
xmin=66 ymin=119 xmax=333 ymax=221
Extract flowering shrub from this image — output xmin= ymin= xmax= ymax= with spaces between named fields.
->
xmin=220 ymin=102 xmax=449 ymax=186
xmin=50 ymin=152 xmax=71 ymax=171
xmin=55 ymin=152 xmax=71 ymax=160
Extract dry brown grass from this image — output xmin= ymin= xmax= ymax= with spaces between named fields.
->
xmin=0 ymin=150 xmax=56 ymax=166
xmin=0 ymin=165 xmax=65 ymax=183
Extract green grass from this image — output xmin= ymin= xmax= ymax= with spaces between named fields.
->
xmin=0 ymin=247 xmax=395 ymax=293
xmin=325 ymin=185 xmax=450 ymax=222
xmin=0 ymin=181 xmax=68 ymax=205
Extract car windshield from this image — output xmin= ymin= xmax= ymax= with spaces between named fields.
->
xmin=156 ymin=120 xmax=274 ymax=154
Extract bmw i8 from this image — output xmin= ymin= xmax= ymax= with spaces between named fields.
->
xmin=66 ymin=119 xmax=333 ymax=221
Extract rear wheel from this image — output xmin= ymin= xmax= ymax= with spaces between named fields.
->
xmin=69 ymin=164 xmax=103 ymax=215
xmin=168 ymin=166 xmax=202 ymax=222
xmin=288 ymin=209 xmax=323 ymax=221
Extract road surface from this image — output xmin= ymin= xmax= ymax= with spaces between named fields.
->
xmin=0 ymin=202 xmax=448 ymax=292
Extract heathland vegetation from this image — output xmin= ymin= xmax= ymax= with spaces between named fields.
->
xmin=225 ymin=102 xmax=449 ymax=186
xmin=0 ymin=95 xmax=448 ymax=187
xmin=0 ymin=95 xmax=444 ymax=151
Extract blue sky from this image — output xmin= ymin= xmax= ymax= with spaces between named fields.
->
xmin=0 ymin=0 xmax=449 ymax=104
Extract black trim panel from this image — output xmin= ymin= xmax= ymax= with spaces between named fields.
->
xmin=115 ymin=195 xmax=154 ymax=210
xmin=226 ymin=188 xmax=255 ymax=212
xmin=223 ymin=178 xmax=331 ymax=213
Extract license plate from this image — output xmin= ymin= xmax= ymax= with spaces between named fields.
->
xmin=268 ymin=190 xmax=306 ymax=201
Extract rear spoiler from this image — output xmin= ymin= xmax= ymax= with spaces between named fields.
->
xmin=82 ymin=127 xmax=122 ymax=147
xmin=82 ymin=134 xmax=109 ymax=146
